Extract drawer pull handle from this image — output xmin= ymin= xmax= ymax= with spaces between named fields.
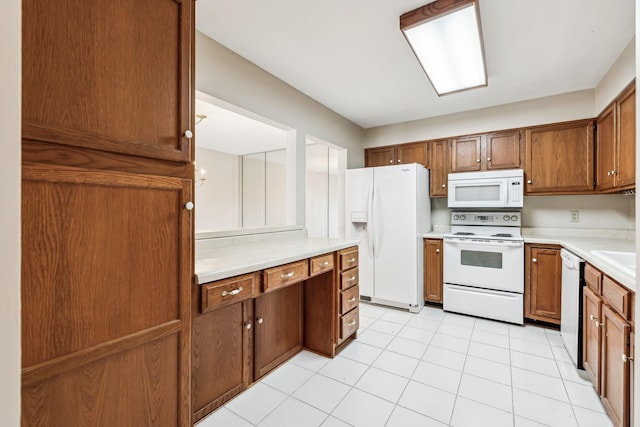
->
xmin=280 ymin=271 xmax=295 ymax=279
xmin=348 ymin=257 xmax=356 ymax=263
xmin=348 ymin=276 xmax=357 ymax=282
xmin=589 ymin=314 xmax=598 ymax=321
xmin=221 ymin=287 xmax=243 ymax=297
xmin=320 ymin=261 xmax=330 ymax=267
xmin=347 ymin=320 xmax=357 ymax=326
xmin=622 ymin=354 xmax=634 ymax=363
xmin=347 ymin=297 xmax=356 ymax=303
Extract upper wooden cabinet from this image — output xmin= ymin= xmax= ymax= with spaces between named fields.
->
xmin=429 ymin=139 xmax=449 ymax=198
xmin=597 ymin=82 xmax=636 ymax=192
xmin=524 ymin=120 xmax=595 ymax=194
xmin=365 ymin=142 xmax=428 ymax=168
xmin=450 ymin=130 xmax=521 ymax=173
xmin=525 ymin=244 xmax=562 ymax=325
xmin=22 ymin=0 xmax=194 ymax=163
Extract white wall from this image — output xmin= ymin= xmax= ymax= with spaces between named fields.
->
xmin=196 ymin=31 xmax=366 ymax=227
xmin=595 ymin=38 xmax=635 ymax=115
xmin=1 ymin=0 xmax=21 ymax=424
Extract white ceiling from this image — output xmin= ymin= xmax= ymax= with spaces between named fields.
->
xmin=196 ymin=0 xmax=634 ymax=129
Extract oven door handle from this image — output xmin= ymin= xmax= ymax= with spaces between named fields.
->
xmin=444 ymin=239 xmax=523 ymax=248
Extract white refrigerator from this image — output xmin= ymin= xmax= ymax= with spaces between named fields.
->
xmin=345 ymin=163 xmax=431 ymax=312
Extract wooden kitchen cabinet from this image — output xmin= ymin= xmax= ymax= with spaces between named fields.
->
xmin=192 ymin=299 xmax=253 ymax=423
xmin=424 ymin=239 xmax=443 ymax=303
xmin=21 ymin=0 xmax=194 ymax=425
xmin=365 ymin=142 xmax=428 ymax=167
xmin=582 ymin=263 xmax=635 ymax=427
xmin=254 ymin=283 xmax=303 ymax=379
xmin=597 ymin=82 xmax=636 ymax=192
xmin=524 ymin=244 xmax=562 ymax=325
xmin=337 ymin=246 xmax=360 ymax=347
xmin=524 ymin=120 xmax=595 ymax=194
xmin=450 ymin=130 xmax=521 ymax=173
xmin=429 ymin=139 xmax=449 ymax=198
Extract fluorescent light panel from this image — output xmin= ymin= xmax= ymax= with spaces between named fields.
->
xmin=401 ymin=1 xmax=487 ymax=95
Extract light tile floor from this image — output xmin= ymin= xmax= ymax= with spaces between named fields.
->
xmin=198 ymin=303 xmax=613 ymax=427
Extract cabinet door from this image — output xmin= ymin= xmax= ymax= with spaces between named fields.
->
xmin=254 ymin=284 xmax=303 ymax=379
xmin=485 ymin=131 xmax=521 ymax=170
xmin=424 ymin=239 xmax=443 ymax=303
xmin=430 ymin=139 xmax=449 ymax=197
xmin=601 ymin=304 xmax=631 ymax=427
xmin=397 ymin=142 xmax=428 ymax=167
xmin=192 ymin=300 xmax=253 ymax=422
xmin=583 ymin=286 xmax=603 ymax=391
xmin=615 ymin=84 xmax=636 ymax=188
xmin=525 ymin=245 xmax=562 ymax=324
xmin=525 ymin=120 xmax=595 ymax=193
xmin=365 ymin=147 xmax=395 ymax=167
xmin=22 ymin=0 xmax=193 ymax=163
xmin=450 ymin=135 xmax=482 ymax=172
xmin=597 ymin=104 xmax=616 ymax=191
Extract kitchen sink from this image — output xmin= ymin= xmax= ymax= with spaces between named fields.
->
xmin=590 ymin=250 xmax=636 ymax=278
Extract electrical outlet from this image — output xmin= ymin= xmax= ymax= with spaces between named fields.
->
xmin=569 ymin=210 xmax=579 ymax=222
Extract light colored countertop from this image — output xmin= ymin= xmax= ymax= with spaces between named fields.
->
xmin=195 ymin=236 xmax=359 ymax=285
xmin=422 ymin=227 xmax=636 ymax=292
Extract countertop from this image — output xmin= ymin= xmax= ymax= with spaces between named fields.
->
xmin=423 ymin=227 xmax=636 ymax=291
xmin=195 ymin=236 xmax=359 ymax=284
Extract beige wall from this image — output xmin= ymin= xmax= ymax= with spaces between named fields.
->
xmin=1 ymin=0 xmax=21 ymax=424
xmin=595 ymin=37 xmax=635 ymax=115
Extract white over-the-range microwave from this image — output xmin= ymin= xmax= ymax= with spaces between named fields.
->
xmin=447 ymin=169 xmax=524 ymax=208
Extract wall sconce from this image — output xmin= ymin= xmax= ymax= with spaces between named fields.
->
xmin=196 ymin=167 xmax=207 ymax=187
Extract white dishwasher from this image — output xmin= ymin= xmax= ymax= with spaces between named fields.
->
xmin=560 ymin=248 xmax=585 ymax=369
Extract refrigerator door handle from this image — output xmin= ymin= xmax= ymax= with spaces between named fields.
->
xmin=372 ymin=185 xmax=381 ymax=258
xmin=367 ymin=183 xmax=375 ymax=258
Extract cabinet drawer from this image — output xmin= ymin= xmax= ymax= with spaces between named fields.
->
xmin=339 ymin=248 xmax=358 ymax=271
xmin=340 ymin=286 xmax=359 ymax=315
xmin=602 ymin=276 xmax=631 ymax=320
xmin=309 ymin=253 xmax=334 ymax=277
xmin=201 ymin=273 xmax=257 ymax=313
xmin=263 ymin=260 xmax=309 ymax=292
xmin=340 ymin=307 xmax=359 ymax=339
xmin=340 ymin=268 xmax=359 ymax=291
xmin=585 ymin=264 xmax=602 ymax=294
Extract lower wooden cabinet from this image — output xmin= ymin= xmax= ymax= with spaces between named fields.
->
xmin=192 ymin=299 xmax=253 ymax=423
xmin=254 ymin=283 xmax=303 ymax=379
xmin=524 ymin=244 xmax=562 ymax=324
xmin=424 ymin=239 xmax=443 ymax=303
xmin=582 ymin=263 xmax=634 ymax=427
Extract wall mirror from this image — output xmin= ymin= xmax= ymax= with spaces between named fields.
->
xmin=194 ymin=91 xmax=297 ymax=236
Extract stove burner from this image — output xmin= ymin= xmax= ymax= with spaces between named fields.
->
xmin=492 ymin=233 xmax=513 ymax=238
xmin=454 ymin=232 xmax=475 ymax=236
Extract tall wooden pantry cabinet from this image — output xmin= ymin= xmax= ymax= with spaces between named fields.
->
xmin=21 ymin=1 xmax=195 ymax=426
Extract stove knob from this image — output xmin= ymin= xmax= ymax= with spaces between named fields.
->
xmin=459 ymin=215 xmax=466 ymax=220
xmin=510 ymin=215 xmax=518 ymax=221
xmin=503 ymin=215 xmax=510 ymax=221
xmin=453 ymin=215 xmax=460 ymax=220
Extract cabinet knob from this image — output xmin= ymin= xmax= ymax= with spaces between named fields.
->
xmin=441 ymin=184 xmax=446 ymax=188
xmin=622 ymin=354 xmax=634 ymax=363
xmin=476 ymin=159 xmax=480 ymax=163
xmin=389 ymin=160 xmax=393 ymax=164
xmin=244 ymin=322 xmax=252 ymax=330
xmin=185 ymin=201 xmax=194 ymax=211
xmin=532 ymin=258 xmax=537 ymax=263
xmin=397 ymin=159 xmax=401 ymax=163
xmin=184 ymin=129 xmax=193 ymax=139
xmin=589 ymin=314 xmax=598 ymax=321
xmin=436 ymin=249 xmax=440 ymax=253
xmin=487 ymin=158 xmax=491 ymax=162
xmin=527 ymin=179 xmax=532 ymax=184
xmin=607 ymin=171 xmax=611 ymax=176
xmin=612 ymin=170 xmax=618 ymax=175
xmin=595 ymin=320 xmax=605 ymax=328
xmin=257 ymin=317 xmax=264 ymax=324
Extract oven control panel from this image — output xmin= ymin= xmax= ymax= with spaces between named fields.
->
xmin=450 ymin=211 xmax=520 ymax=226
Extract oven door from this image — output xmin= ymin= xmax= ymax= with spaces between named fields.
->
xmin=443 ymin=238 xmax=524 ymax=292
xmin=447 ymin=178 xmax=508 ymax=208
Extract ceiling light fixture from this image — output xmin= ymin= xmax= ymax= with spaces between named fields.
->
xmin=400 ymin=0 xmax=487 ymax=96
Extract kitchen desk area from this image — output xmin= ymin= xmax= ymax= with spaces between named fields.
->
xmin=193 ymin=230 xmax=359 ymax=422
